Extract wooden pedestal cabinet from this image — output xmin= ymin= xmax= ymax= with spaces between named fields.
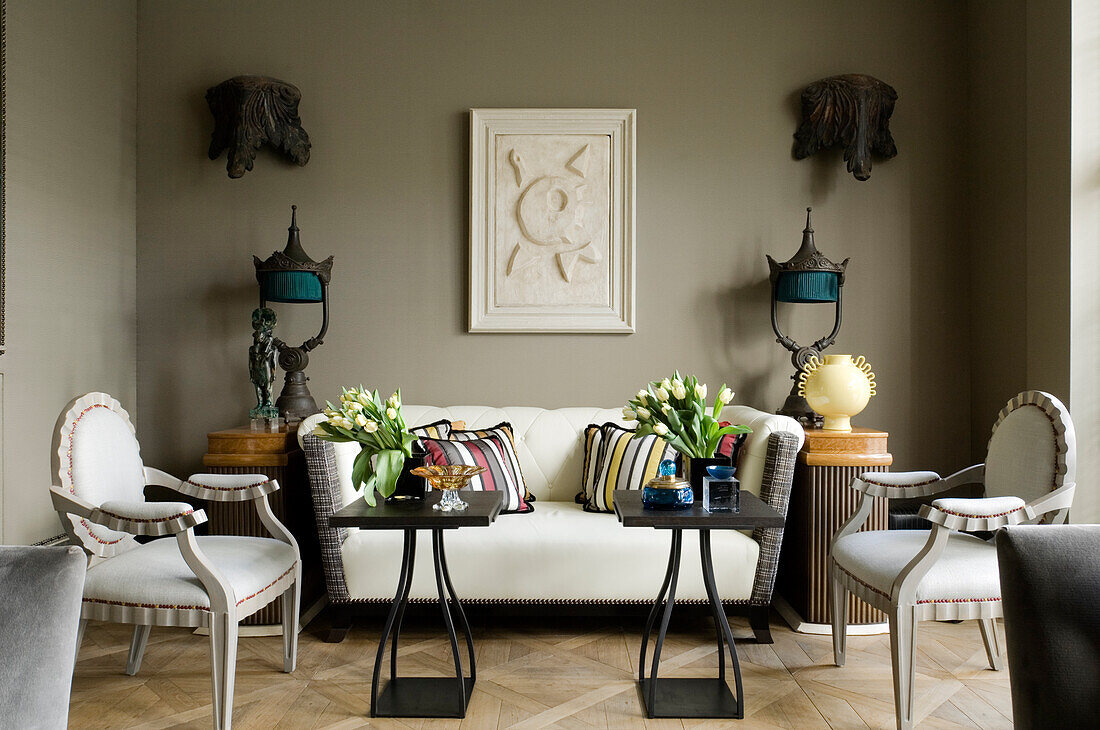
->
xmin=203 ymin=425 xmax=322 ymax=626
xmin=777 ymin=428 xmax=892 ymax=630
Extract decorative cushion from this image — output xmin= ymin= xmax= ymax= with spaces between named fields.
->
xmin=409 ymin=419 xmax=455 ymax=440
xmin=585 ymin=423 xmax=676 ymax=513
xmin=832 ymin=530 xmax=1000 ymax=604
xmin=422 ymin=435 xmax=532 ymax=513
xmin=448 ymin=422 xmax=534 ymax=503
xmin=575 ymin=424 xmax=602 ymax=504
xmin=933 ymin=496 xmax=1026 ymax=519
xmin=82 ymin=535 xmax=297 ymax=612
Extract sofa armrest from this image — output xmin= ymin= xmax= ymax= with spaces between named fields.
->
xmin=302 ymin=433 xmax=353 ymax=604
xmin=748 ymin=431 xmax=799 ymax=605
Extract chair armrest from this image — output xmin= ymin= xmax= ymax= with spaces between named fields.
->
xmin=1023 ymin=483 xmax=1075 ymax=522
xmin=921 ymin=496 xmax=1028 ymax=531
xmin=50 ymin=487 xmax=206 ymax=536
xmin=176 ymin=473 xmax=279 ymax=502
xmin=852 ymin=470 xmax=948 ymax=499
xmin=144 ymin=466 xmax=183 ymax=489
xmin=748 ymin=431 xmax=799 ymax=605
xmin=91 ymin=500 xmax=207 ymax=536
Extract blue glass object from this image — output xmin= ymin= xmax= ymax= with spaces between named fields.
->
xmin=642 ymin=459 xmax=693 ymax=510
xmin=705 ymin=465 xmax=736 ymax=480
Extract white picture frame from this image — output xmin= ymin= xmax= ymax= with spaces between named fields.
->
xmin=469 ymin=108 xmax=636 ymax=333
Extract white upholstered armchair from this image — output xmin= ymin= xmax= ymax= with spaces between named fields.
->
xmin=829 ymin=390 xmax=1076 ymax=730
xmin=49 ymin=393 xmax=301 ymax=730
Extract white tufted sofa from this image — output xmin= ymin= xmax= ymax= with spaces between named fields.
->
xmin=299 ymin=405 xmax=803 ymax=642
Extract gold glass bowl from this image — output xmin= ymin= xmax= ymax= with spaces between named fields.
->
xmin=410 ymin=464 xmax=486 ymax=511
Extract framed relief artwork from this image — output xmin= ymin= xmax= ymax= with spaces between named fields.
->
xmin=469 ymin=108 xmax=635 ymax=333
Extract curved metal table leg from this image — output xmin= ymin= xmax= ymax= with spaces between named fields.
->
xmin=701 ymin=529 xmax=744 ymax=718
xmin=390 ymin=529 xmax=418 ymax=679
xmin=640 ymin=530 xmax=679 ymax=683
xmin=371 ymin=529 xmax=414 ymax=717
xmin=433 ymin=528 xmax=468 ymax=716
xmin=438 ymin=526 xmax=476 ymax=683
xmin=644 ymin=529 xmax=682 ymax=716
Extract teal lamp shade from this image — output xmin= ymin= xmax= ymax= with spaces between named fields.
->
xmin=775 ymin=270 xmax=840 ymax=303
xmin=260 ymin=270 xmax=323 ymax=303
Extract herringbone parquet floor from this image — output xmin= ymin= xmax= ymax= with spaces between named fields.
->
xmin=69 ymin=611 xmax=1013 ymax=729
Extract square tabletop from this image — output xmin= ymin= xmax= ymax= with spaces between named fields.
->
xmin=330 ymin=490 xmax=504 ymax=529
xmin=613 ymin=490 xmax=784 ymax=530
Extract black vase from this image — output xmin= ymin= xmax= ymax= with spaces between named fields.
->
xmin=682 ymin=455 xmax=733 ymax=500
xmin=387 ymin=448 xmax=427 ymax=502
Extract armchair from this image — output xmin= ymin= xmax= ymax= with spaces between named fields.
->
xmin=51 ymin=392 xmax=301 ymax=730
xmin=828 ymin=391 xmax=1076 ymax=730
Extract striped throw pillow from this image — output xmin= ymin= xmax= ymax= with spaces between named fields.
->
xmin=422 ymin=434 xmax=532 ymax=513
xmin=449 ymin=422 xmax=534 ymax=503
xmin=585 ymin=423 xmax=676 ymax=513
xmin=410 ymin=419 xmax=457 ymax=440
xmin=576 ymin=424 xmax=603 ymax=504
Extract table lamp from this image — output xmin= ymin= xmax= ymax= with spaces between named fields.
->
xmin=766 ymin=208 xmax=848 ymax=427
xmin=253 ymin=205 xmax=333 ymax=421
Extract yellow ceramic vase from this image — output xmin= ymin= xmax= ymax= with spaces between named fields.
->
xmin=797 ymin=354 xmax=876 ymax=431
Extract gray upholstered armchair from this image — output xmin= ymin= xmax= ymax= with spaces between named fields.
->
xmin=0 ymin=545 xmax=86 ymax=729
xmin=49 ymin=392 xmax=302 ymax=730
xmin=828 ymin=391 xmax=1076 ymax=730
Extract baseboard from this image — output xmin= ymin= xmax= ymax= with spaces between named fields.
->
xmin=774 ymin=595 xmax=888 ymax=636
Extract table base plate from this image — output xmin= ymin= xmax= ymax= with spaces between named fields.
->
xmin=374 ymin=677 xmax=475 ymax=718
xmin=639 ymin=678 xmax=742 ymax=719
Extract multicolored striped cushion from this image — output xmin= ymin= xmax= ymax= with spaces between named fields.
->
xmin=410 ymin=419 xmax=456 ymax=440
xmin=448 ymin=422 xmax=534 ymax=503
xmin=576 ymin=424 xmax=603 ymax=504
xmin=585 ymin=423 xmax=676 ymax=513
xmin=422 ymin=434 xmax=532 ymax=513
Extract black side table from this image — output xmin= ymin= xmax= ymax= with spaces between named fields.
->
xmin=330 ymin=491 xmax=504 ymax=719
xmin=613 ymin=490 xmax=785 ymax=719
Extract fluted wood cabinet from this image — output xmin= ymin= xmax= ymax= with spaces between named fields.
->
xmin=203 ymin=425 xmax=322 ymax=627
xmin=777 ymin=427 xmax=891 ymax=631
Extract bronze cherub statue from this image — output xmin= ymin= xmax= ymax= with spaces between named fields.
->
xmin=248 ymin=307 xmax=280 ymax=420
xmin=793 ymin=74 xmax=898 ymax=181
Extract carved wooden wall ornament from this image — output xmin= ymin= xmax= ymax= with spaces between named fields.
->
xmin=793 ymin=74 xmax=897 ymax=181
xmin=206 ymin=76 xmax=311 ymax=178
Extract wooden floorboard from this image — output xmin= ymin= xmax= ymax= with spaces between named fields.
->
xmin=69 ymin=612 xmax=1012 ymax=729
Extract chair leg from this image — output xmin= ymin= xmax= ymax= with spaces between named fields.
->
xmin=978 ymin=618 xmax=1003 ymax=671
xmin=889 ymin=604 xmax=918 ymax=730
xmin=209 ymin=612 xmax=238 ymax=730
xmin=125 ymin=625 xmax=152 ymax=676
xmin=281 ymin=579 xmax=301 ymax=672
xmin=75 ymin=619 xmax=87 ymax=667
xmin=830 ymin=564 xmax=848 ymax=666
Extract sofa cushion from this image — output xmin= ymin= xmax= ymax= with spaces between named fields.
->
xmin=410 ymin=418 xmax=455 ymax=440
xmin=448 ymin=422 xmax=534 ymax=503
xmin=576 ymin=424 xmax=602 ymax=504
xmin=422 ymin=434 xmax=531 ymax=513
xmin=585 ymin=423 xmax=676 ymax=512
xmin=341 ymin=501 xmax=760 ymax=601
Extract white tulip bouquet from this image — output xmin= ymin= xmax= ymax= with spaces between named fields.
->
xmin=313 ymin=386 xmax=418 ymax=506
xmin=623 ymin=372 xmax=752 ymax=459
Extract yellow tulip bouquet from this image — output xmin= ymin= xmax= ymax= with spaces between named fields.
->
xmin=623 ymin=372 xmax=752 ymax=459
xmin=313 ymin=386 xmax=418 ymax=506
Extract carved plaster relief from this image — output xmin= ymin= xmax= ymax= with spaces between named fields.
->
xmin=494 ymin=134 xmax=610 ymax=307
xmin=469 ymin=109 xmax=635 ymax=333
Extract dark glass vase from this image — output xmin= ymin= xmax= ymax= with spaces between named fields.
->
xmin=387 ymin=448 xmax=427 ymax=502
xmin=682 ymin=455 xmax=733 ymax=500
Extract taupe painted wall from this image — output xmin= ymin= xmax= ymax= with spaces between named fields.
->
xmin=1 ymin=0 xmax=138 ymax=544
xmin=136 ymin=0 xmax=971 ymax=479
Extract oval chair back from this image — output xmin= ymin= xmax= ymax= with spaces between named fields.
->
xmin=984 ymin=390 xmax=1076 ymax=505
xmin=55 ymin=392 xmax=147 ymax=557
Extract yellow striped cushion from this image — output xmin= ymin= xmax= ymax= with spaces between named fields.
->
xmin=585 ymin=423 xmax=675 ymax=513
